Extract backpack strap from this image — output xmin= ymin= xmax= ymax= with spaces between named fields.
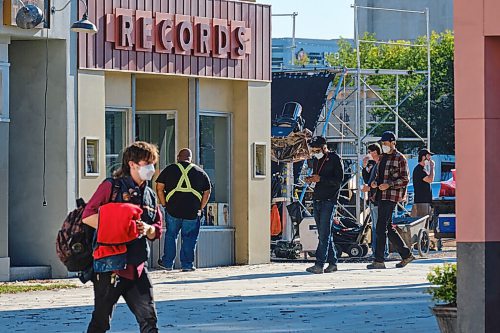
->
xmin=106 ymin=178 xmax=121 ymax=203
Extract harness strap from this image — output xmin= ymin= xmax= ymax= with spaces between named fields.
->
xmin=165 ymin=163 xmax=202 ymax=202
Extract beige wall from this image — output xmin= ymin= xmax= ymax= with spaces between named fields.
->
xmin=136 ymin=76 xmax=189 ymax=149
xmin=232 ymin=81 xmax=250 ymax=262
xmin=105 ymin=72 xmax=132 ymax=107
xmin=78 ymin=71 xmax=106 ymax=200
xmin=246 ymin=82 xmax=271 ymax=264
xmin=201 ymin=78 xmax=271 ymax=264
xmin=200 ymin=79 xmax=233 ymax=112
xmin=78 ymin=72 xmax=136 ymax=201
xmin=78 ymin=72 xmax=271 ymax=266
xmin=231 ymin=81 xmax=271 ymax=264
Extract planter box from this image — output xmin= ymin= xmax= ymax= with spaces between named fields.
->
xmin=431 ymin=305 xmax=457 ymax=333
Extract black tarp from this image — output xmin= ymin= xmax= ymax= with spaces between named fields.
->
xmin=271 ymin=71 xmax=335 ymax=132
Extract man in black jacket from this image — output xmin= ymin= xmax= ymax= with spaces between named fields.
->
xmin=305 ymin=136 xmax=344 ymax=274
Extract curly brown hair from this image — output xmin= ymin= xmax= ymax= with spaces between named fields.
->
xmin=113 ymin=141 xmax=159 ymax=178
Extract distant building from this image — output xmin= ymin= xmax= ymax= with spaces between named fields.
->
xmin=272 ymin=38 xmax=352 ymax=71
xmin=355 ymin=0 xmax=453 ymax=41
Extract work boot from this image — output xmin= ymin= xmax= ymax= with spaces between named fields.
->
xmin=181 ymin=267 xmax=196 ymax=272
xmin=306 ymin=264 xmax=324 ymax=274
xmin=366 ymin=261 xmax=386 ymax=269
xmin=324 ymin=264 xmax=338 ymax=273
xmin=396 ymin=255 xmax=416 ymax=268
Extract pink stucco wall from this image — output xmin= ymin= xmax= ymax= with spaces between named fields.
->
xmin=455 ymin=0 xmax=500 ymax=242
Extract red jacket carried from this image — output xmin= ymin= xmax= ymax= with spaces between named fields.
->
xmin=93 ymin=202 xmax=142 ymax=261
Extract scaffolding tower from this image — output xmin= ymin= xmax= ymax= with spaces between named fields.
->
xmin=310 ymin=5 xmax=431 ymax=223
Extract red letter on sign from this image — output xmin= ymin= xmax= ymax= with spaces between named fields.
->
xmin=213 ymin=19 xmax=229 ymax=58
xmin=194 ymin=17 xmax=211 ymax=57
xmin=115 ymin=8 xmax=134 ymax=50
xmin=155 ymin=13 xmax=174 ymax=53
xmin=175 ymin=15 xmax=193 ymax=55
xmin=136 ymin=10 xmax=153 ymax=51
xmin=230 ymin=20 xmax=251 ymax=59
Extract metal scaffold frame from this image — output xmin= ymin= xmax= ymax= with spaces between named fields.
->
xmin=306 ymin=5 xmax=431 ymax=223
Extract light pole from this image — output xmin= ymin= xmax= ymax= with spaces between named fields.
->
xmin=272 ymin=12 xmax=298 ymax=66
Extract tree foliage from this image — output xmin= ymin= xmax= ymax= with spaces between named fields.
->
xmin=326 ymin=31 xmax=455 ymax=154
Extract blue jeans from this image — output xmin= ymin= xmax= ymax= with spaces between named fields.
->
xmin=370 ymin=203 xmax=389 ymax=258
xmin=161 ymin=213 xmax=200 ymax=269
xmin=313 ymin=199 xmax=338 ymax=266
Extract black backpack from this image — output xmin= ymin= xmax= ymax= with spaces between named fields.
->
xmin=55 ymin=198 xmax=95 ymax=272
xmin=55 ymin=179 xmax=120 ymax=273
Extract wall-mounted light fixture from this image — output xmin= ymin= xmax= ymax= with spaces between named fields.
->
xmin=15 ymin=1 xmax=44 ymax=29
xmin=16 ymin=0 xmax=97 ymax=33
xmin=70 ymin=0 xmax=97 ymax=34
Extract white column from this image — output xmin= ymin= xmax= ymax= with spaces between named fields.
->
xmin=0 ymin=60 xmax=10 ymax=281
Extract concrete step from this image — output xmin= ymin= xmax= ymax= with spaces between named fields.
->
xmin=10 ymin=266 xmax=51 ymax=281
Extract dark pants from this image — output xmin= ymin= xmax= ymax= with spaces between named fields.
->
xmin=313 ymin=199 xmax=338 ymax=266
xmin=87 ymin=270 xmax=158 ymax=333
xmin=375 ymin=200 xmax=412 ymax=263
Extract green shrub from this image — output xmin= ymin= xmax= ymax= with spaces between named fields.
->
xmin=426 ymin=263 xmax=457 ymax=306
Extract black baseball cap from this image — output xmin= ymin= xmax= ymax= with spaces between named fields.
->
xmin=418 ymin=148 xmax=434 ymax=159
xmin=309 ymin=136 xmax=327 ymax=148
xmin=380 ymin=131 xmax=396 ymax=142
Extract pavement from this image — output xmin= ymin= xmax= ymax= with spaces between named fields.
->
xmin=0 ymin=255 xmax=456 ymax=333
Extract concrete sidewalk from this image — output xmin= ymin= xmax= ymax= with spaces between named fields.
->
xmin=0 ymin=257 xmax=456 ymax=332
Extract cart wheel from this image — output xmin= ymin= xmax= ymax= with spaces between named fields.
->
xmin=335 ymin=244 xmax=343 ymax=258
xmin=348 ymin=245 xmax=363 ymax=258
xmin=417 ymin=229 xmax=430 ymax=256
xmin=307 ymin=251 xmax=316 ymax=258
xmin=360 ymin=244 xmax=369 ymax=257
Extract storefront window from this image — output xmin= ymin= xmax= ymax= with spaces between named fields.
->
xmin=105 ymin=109 xmax=128 ymax=177
xmin=200 ymin=113 xmax=231 ymax=227
xmin=135 ymin=112 xmax=176 ymax=177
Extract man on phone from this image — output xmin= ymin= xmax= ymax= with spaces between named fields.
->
xmin=304 ymin=136 xmax=344 ymax=274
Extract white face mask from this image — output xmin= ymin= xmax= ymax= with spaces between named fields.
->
xmin=424 ymin=160 xmax=430 ymax=167
xmin=382 ymin=145 xmax=391 ymax=154
xmin=313 ymin=152 xmax=324 ymax=160
xmin=138 ymin=164 xmax=155 ymax=181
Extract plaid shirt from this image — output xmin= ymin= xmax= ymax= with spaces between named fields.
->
xmin=374 ymin=149 xmax=409 ymax=203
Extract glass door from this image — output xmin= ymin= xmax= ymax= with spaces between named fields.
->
xmin=105 ymin=108 xmax=129 ymax=177
xmin=135 ymin=112 xmax=177 ymax=179
xmin=199 ymin=113 xmax=232 ymax=227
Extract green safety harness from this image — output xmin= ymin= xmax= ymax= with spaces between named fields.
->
xmin=165 ymin=163 xmax=202 ymax=202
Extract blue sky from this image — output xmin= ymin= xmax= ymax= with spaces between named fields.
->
xmin=265 ymin=0 xmax=354 ymax=40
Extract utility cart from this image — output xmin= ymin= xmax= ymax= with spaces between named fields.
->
xmin=392 ymin=215 xmax=431 ymax=257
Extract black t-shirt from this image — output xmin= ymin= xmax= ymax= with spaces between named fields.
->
xmin=413 ymin=164 xmax=432 ymax=203
xmin=157 ymin=162 xmax=211 ymax=219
